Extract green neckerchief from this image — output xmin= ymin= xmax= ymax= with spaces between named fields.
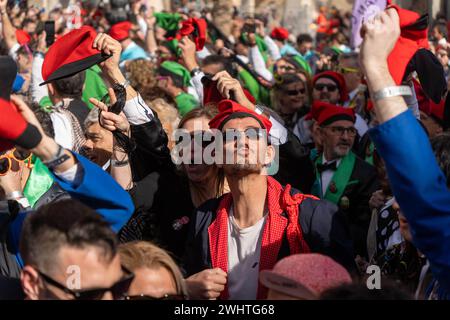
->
xmin=313 ymin=151 xmax=357 ymax=205
xmin=23 ymin=157 xmax=54 ymax=208
xmin=39 ymin=96 xmax=53 ymax=111
xmin=82 ymin=65 xmax=108 ymax=110
xmin=175 ymin=92 xmax=198 ymax=117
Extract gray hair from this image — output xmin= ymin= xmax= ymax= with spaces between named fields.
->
xmin=84 ymin=107 xmax=100 ymax=128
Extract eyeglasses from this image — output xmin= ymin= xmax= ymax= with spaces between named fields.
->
xmin=124 ymin=293 xmax=187 ymax=301
xmin=37 ymin=266 xmax=135 ymax=300
xmin=0 ymin=148 xmax=32 ymax=176
xmin=222 ymin=128 xmax=267 ymax=142
xmin=337 ymin=66 xmax=359 ymax=74
xmin=323 ymin=126 xmax=357 ymax=137
xmin=284 ymin=88 xmax=306 ymax=96
xmin=314 ymin=84 xmax=338 ymax=92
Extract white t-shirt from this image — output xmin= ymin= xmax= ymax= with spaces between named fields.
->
xmin=227 ymin=206 xmax=267 ymax=300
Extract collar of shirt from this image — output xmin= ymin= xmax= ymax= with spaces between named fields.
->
xmin=322 ymin=154 xmax=342 ymax=168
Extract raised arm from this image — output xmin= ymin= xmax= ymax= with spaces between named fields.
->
xmin=361 ymin=8 xmax=450 ymax=292
xmin=10 ymin=96 xmax=134 ymax=233
xmin=145 ymin=9 xmax=158 ymax=56
xmin=0 ymin=0 xmax=18 ymax=52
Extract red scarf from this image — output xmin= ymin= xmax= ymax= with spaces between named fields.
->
xmin=208 ymin=177 xmax=317 ymax=300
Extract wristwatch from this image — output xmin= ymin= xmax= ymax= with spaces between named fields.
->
xmin=372 ymin=86 xmax=412 ymax=102
xmin=190 ymin=67 xmax=201 ymax=77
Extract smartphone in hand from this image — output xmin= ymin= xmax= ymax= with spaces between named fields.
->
xmin=44 ymin=20 xmax=55 ymax=47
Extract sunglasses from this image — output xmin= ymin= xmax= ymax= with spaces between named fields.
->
xmin=0 ymin=149 xmax=32 ymax=176
xmin=124 ymin=294 xmax=187 ymax=301
xmin=323 ymin=126 xmax=357 ymax=137
xmin=314 ymin=84 xmax=338 ymax=92
xmin=222 ymin=128 xmax=266 ymax=142
xmin=37 ymin=266 xmax=134 ymax=300
xmin=284 ymin=88 xmax=306 ymax=96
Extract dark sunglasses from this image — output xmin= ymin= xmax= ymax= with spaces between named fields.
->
xmin=124 ymin=294 xmax=187 ymax=301
xmin=37 ymin=266 xmax=134 ymax=300
xmin=284 ymin=88 xmax=306 ymax=96
xmin=314 ymin=84 xmax=338 ymax=92
xmin=222 ymin=128 xmax=266 ymax=142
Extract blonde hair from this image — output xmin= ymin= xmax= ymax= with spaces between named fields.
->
xmin=148 ymin=98 xmax=180 ymax=150
xmin=118 ymin=241 xmax=187 ymax=296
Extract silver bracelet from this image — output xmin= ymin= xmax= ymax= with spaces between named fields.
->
xmin=373 ymin=86 xmax=412 ymax=102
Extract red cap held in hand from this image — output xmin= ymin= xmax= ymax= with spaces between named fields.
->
xmin=0 ymin=99 xmax=42 ymax=152
xmin=178 ymin=18 xmax=207 ymax=51
xmin=386 ymin=3 xmax=429 ymax=84
xmin=41 ymin=26 xmax=110 ymax=85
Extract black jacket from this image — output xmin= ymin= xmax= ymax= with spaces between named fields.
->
xmin=183 ymin=191 xmax=356 ymax=277
xmin=320 ymin=155 xmax=379 ymax=258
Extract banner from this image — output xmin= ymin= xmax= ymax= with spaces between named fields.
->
xmin=351 ymin=0 xmax=387 ymax=49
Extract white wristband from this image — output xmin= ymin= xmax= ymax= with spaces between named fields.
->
xmin=373 ymin=86 xmax=412 ymax=102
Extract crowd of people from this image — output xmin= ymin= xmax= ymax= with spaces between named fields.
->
xmin=0 ymin=0 xmax=449 ymax=301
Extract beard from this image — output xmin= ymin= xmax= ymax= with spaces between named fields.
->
xmin=332 ymin=143 xmax=351 ymax=158
xmin=223 ymin=163 xmax=263 ymax=176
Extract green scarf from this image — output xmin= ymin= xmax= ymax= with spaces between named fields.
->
xmin=312 ymin=152 xmax=357 ymax=205
xmin=23 ymin=157 xmax=54 ymax=208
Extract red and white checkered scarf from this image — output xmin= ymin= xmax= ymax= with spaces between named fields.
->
xmin=208 ymin=176 xmax=317 ymax=299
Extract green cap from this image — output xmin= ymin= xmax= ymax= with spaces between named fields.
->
xmin=159 ymin=61 xmax=191 ymax=87
xmin=289 ymin=54 xmax=312 ymax=76
xmin=154 ymin=12 xmax=182 ymax=33
xmin=175 ymin=92 xmax=198 ymax=117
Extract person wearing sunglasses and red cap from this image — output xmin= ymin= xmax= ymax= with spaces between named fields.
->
xmin=313 ymin=70 xmax=369 ymax=142
xmin=183 ymin=99 xmax=355 ymax=300
xmin=310 ymin=101 xmax=379 ymax=258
